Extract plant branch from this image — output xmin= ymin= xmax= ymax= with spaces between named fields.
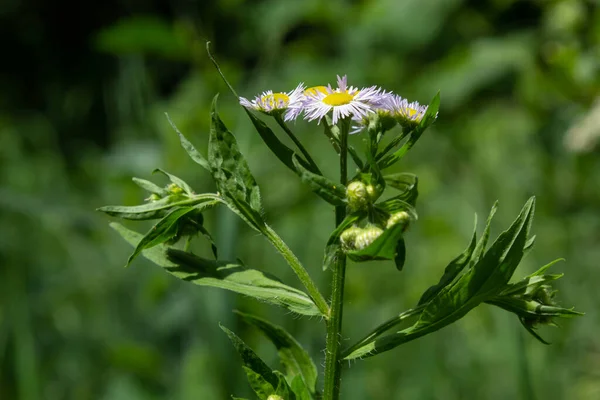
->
xmin=264 ymin=225 xmax=330 ymax=318
xmin=323 ymin=118 xmax=350 ymax=400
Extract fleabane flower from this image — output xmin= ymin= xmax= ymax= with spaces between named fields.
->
xmin=239 ymin=83 xmax=305 ymax=120
xmin=351 ymin=90 xmax=398 ymax=134
xmin=302 ymin=75 xmax=382 ymax=125
xmin=382 ymin=94 xmax=430 ymax=128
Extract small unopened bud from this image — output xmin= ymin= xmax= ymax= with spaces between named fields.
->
xmin=340 ymin=226 xmax=363 ymax=250
xmin=145 ymin=193 xmax=161 ymax=202
xmin=347 ymin=181 xmax=370 ymax=210
xmin=167 ymin=183 xmax=184 ymax=195
xmin=532 ymin=285 xmax=556 ymax=306
xmin=354 ymin=226 xmax=383 ymax=250
xmin=386 ymin=211 xmax=411 ymax=230
xmin=267 ymin=395 xmax=284 ymax=400
xmin=365 ymin=184 xmax=378 ymax=201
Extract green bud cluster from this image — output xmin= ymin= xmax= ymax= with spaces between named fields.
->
xmin=386 ymin=211 xmax=411 ymax=230
xmin=346 ymin=181 xmax=377 ymax=211
xmin=340 ymin=225 xmax=383 ymax=251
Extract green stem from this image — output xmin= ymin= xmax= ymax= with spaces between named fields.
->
xmin=274 ymin=114 xmax=322 ymax=175
xmin=323 ymin=119 xmax=350 ymax=400
xmin=264 ymin=225 xmax=330 ymax=318
xmin=341 ymin=305 xmax=425 ymax=359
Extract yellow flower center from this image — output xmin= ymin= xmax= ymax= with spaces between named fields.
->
xmin=304 ymin=86 xmax=328 ymax=96
xmin=261 ymin=92 xmax=289 ymax=109
xmin=323 ymin=91 xmax=355 ymax=106
xmin=407 ymin=107 xmax=418 ymax=117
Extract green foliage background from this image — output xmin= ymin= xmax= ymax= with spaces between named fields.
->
xmin=1 ymin=0 xmax=599 ymax=398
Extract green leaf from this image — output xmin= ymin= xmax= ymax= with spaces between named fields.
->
xmin=394 ymin=238 xmax=406 ymax=271
xmin=292 ymin=155 xmax=346 ymax=206
xmin=273 ymin=370 xmax=295 ymax=399
xmin=235 ymin=311 xmax=318 ymax=395
xmin=166 ymin=113 xmax=210 ymax=171
xmin=470 ymin=201 xmax=498 ymax=266
xmin=378 ymin=92 xmax=440 ymax=170
xmin=346 ymin=222 xmax=407 ymax=262
xmin=220 ymin=325 xmax=279 ymax=397
xmin=383 ymin=173 xmax=419 ymax=206
xmin=98 ymin=195 xmax=196 ymax=220
xmin=375 ymin=198 xmax=418 ymax=220
xmin=291 ymin=375 xmax=312 ymax=400
xmin=344 ymin=197 xmax=536 ymax=360
xmin=152 ymin=168 xmax=195 ymax=196
xmin=209 ymin=95 xmax=264 ymax=219
xmin=323 ymin=213 xmax=363 ymax=271
xmin=110 ymin=223 xmax=322 ymax=316
xmin=242 ymin=366 xmax=275 ymax=400
xmin=131 ymin=177 xmax=168 ymax=196
xmin=244 ymin=110 xmax=296 ymax=173
xmin=125 ymin=206 xmax=200 ymax=267
xmin=418 ymin=215 xmax=478 ymax=305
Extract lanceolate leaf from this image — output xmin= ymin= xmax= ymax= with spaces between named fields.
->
xmin=383 ymin=173 xmax=419 ymax=206
xmin=418 ymin=215 xmax=478 ymax=305
xmin=242 ymin=367 xmax=276 ymax=400
xmin=244 ymin=109 xmax=308 ymax=174
xmin=209 ymin=95 xmax=263 ymax=213
xmin=344 ymin=197 xmax=536 ymax=360
xmin=291 ymin=375 xmax=312 ymax=400
xmin=220 ymin=325 xmax=279 ymax=396
xmin=98 ymin=195 xmax=198 ymax=220
xmin=236 ymin=311 xmax=318 ymax=394
xmin=110 ymin=223 xmax=322 ymax=316
xmin=394 ymin=238 xmax=406 ymax=271
xmin=132 ymin=177 xmax=168 ymax=196
xmin=292 ymin=155 xmax=346 ymax=206
xmin=166 ymin=113 xmax=211 ymax=171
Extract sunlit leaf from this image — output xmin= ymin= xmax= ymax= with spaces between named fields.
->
xmin=292 ymin=155 xmax=346 ymax=206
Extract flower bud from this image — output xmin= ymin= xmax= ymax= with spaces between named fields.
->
xmin=340 ymin=226 xmax=363 ymax=250
xmin=354 ymin=226 xmax=383 ymax=250
xmin=386 ymin=211 xmax=411 ymax=230
xmin=267 ymin=396 xmax=284 ymax=400
xmin=145 ymin=193 xmax=161 ymax=202
xmin=167 ymin=183 xmax=184 ymax=195
xmin=347 ymin=181 xmax=370 ymax=210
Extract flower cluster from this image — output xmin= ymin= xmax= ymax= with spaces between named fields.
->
xmin=239 ymin=75 xmax=432 ymax=132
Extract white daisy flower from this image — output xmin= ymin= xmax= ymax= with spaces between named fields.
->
xmin=239 ymin=83 xmax=305 ymax=119
xmin=350 ymin=90 xmax=397 ymax=134
xmin=302 ymin=75 xmax=382 ymax=125
xmin=383 ymin=94 xmax=429 ymax=127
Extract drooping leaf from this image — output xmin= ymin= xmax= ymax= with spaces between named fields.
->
xmin=152 ymin=168 xmax=195 ymax=196
xmin=131 ymin=177 xmax=168 ymax=196
xmin=394 ymin=238 xmax=406 ymax=271
xmin=273 ymin=371 xmax=295 ymax=400
xmin=470 ymin=201 xmax=498 ymax=266
xmin=220 ymin=325 xmax=279 ymax=397
xmin=235 ymin=311 xmax=318 ymax=394
xmin=375 ymin=198 xmax=418 ymax=220
xmin=166 ymin=113 xmax=210 ymax=171
xmin=344 ymin=197 xmax=536 ymax=360
xmin=110 ymin=223 xmax=322 ymax=316
xmin=292 ymin=155 xmax=346 ymax=206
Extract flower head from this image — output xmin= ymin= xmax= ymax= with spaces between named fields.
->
xmin=302 ymin=75 xmax=382 ymax=125
xmin=383 ymin=94 xmax=429 ymax=128
xmin=239 ymin=83 xmax=305 ymax=119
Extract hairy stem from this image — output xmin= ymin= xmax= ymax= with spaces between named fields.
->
xmin=264 ymin=225 xmax=330 ymax=318
xmin=323 ymin=119 xmax=350 ymax=400
xmin=274 ymin=114 xmax=322 ymax=175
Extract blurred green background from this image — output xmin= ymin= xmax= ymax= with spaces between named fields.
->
xmin=1 ymin=0 xmax=599 ymax=399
